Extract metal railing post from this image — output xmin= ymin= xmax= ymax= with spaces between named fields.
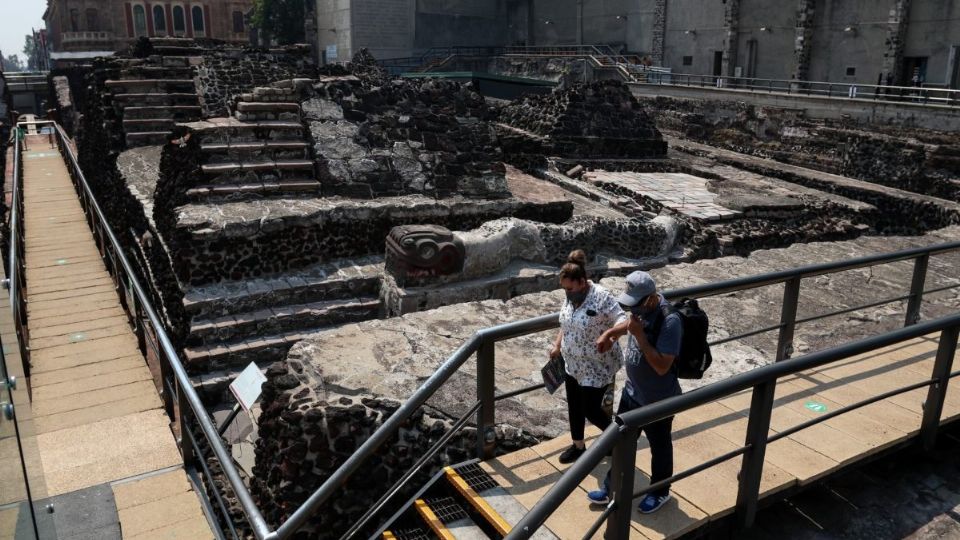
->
xmin=776 ymin=277 xmax=801 ymax=361
xmin=735 ymin=380 xmax=776 ymax=528
xmin=605 ymin=425 xmax=638 ymax=539
xmin=920 ymin=325 xmax=959 ymax=451
xmin=904 ymin=254 xmax=929 ymax=327
xmin=178 ymin=382 xmax=197 ymax=467
xmin=476 ymin=340 xmax=496 ymax=459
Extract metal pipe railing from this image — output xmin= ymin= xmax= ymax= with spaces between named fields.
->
xmin=509 ymin=313 xmax=960 ymax=537
xmin=640 ymin=72 xmax=960 ymax=108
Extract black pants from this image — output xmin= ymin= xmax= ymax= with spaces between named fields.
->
xmin=565 ymin=375 xmax=613 ymax=441
xmin=604 ymin=389 xmax=674 ymax=498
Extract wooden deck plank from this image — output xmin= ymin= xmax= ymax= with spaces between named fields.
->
xmin=17 ymin=146 xmax=211 ymax=538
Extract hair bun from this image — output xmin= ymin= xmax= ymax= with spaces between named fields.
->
xmin=567 ymin=249 xmax=587 ymax=268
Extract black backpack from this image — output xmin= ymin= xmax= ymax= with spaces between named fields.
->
xmin=651 ymin=298 xmax=713 ymax=379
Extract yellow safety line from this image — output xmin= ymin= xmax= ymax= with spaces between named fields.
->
xmin=414 ymin=499 xmax=456 ymax=540
xmin=444 ymin=466 xmax=512 ymax=536
xmin=381 ymin=532 xmax=397 ymax=540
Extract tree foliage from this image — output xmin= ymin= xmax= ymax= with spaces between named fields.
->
xmin=252 ymin=0 xmax=305 ymax=45
xmin=23 ymin=35 xmax=38 ymax=71
xmin=2 ymin=54 xmax=25 ymax=73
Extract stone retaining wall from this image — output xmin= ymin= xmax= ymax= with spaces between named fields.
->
xmin=249 ymin=355 xmax=538 ymax=539
xmin=198 ymin=45 xmax=317 ymax=117
xmin=499 ymin=80 xmax=667 ymax=158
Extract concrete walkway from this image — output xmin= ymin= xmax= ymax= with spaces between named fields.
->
xmin=483 ymin=334 xmax=960 ymax=539
xmin=20 ymin=138 xmax=213 ymax=539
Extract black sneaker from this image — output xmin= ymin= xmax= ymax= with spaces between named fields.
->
xmin=558 ymin=444 xmax=585 ymax=464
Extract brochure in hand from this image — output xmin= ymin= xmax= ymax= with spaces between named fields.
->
xmin=541 ymin=354 xmax=566 ymax=394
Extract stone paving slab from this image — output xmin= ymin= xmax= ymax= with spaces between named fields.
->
xmin=583 ymin=171 xmax=741 ymax=222
xmin=19 ymin=146 xmax=212 ymax=538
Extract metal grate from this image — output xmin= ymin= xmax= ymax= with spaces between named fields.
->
xmin=424 ymin=496 xmax=469 ymax=524
xmin=393 ymin=527 xmax=432 ymax=540
xmin=456 ymin=463 xmax=500 ymax=493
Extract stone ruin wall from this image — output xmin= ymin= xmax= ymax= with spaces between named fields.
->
xmin=306 ymin=69 xmax=509 ymax=199
xmin=197 ymin=45 xmax=317 ymax=117
xmin=498 ymin=80 xmax=668 ymax=159
xmin=649 ymin=95 xmax=960 ymax=201
xmin=248 ymin=352 xmax=537 ymax=539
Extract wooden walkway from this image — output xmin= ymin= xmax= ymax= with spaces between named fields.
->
xmin=483 ymin=334 xmax=960 ymax=539
xmin=19 ymin=140 xmax=214 ymax=539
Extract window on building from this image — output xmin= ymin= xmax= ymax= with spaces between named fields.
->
xmin=153 ymin=5 xmax=166 ymax=34
xmin=86 ymin=9 xmax=99 ymax=31
xmin=192 ymin=6 xmax=205 ymax=36
xmin=682 ymin=56 xmax=693 ymax=66
xmin=846 ymin=66 xmax=856 ymax=77
xmin=233 ymin=11 xmax=244 ymax=33
xmin=69 ymin=8 xmax=80 ymax=31
xmin=173 ymin=6 xmax=186 ymax=35
xmin=133 ymin=5 xmax=147 ymax=36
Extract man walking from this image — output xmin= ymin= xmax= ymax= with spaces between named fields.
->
xmin=588 ymin=270 xmax=682 ymax=514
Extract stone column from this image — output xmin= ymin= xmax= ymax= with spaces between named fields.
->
xmin=792 ymin=0 xmax=815 ymax=81
xmin=304 ymin=0 xmax=319 ymax=63
xmin=721 ymin=0 xmax=740 ymax=77
xmin=883 ymin=0 xmax=912 ymax=84
xmin=652 ymin=0 xmax=667 ymax=66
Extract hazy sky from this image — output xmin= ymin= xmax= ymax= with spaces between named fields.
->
xmin=0 ymin=1 xmax=47 ymax=63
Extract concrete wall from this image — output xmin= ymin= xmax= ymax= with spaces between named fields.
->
xmin=414 ymin=0 xmax=504 ymax=49
xmin=806 ymin=0 xmax=892 ymax=85
xmin=629 ymin=83 xmax=960 ymax=131
xmin=662 ymin=0 xmax=726 ymax=75
xmin=316 ymin=0 xmax=354 ymax=62
xmin=733 ymin=0 xmax=797 ymax=80
xmin=352 ymin=0 xmax=415 ymax=59
xmin=904 ymin=0 xmax=960 ymax=86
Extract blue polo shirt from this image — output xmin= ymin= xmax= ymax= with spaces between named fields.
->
xmin=624 ymin=295 xmax=683 ymax=405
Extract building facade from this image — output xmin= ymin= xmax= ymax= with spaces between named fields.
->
xmin=315 ymin=0 xmax=960 ymax=88
xmin=44 ymin=0 xmax=255 ymax=55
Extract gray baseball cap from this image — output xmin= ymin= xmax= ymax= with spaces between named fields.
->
xmin=617 ymin=271 xmax=657 ymax=307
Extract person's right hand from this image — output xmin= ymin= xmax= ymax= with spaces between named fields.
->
xmin=549 ymin=345 xmax=561 ymax=359
xmin=596 ymin=334 xmax=613 ymax=353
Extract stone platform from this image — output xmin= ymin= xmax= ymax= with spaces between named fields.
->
xmin=284 ymin=225 xmax=960 ymax=441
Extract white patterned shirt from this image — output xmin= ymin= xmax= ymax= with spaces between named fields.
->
xmin=559 ymin=282 xmax=627 ymax=388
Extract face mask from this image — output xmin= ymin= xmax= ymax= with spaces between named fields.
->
xmin=629 ymin=296 xmax=655 ymax=317
xmin=566 ymin=289 xmax=588 ymax=305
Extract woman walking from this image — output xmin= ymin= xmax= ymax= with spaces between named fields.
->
xmin=549 ymin=250 xmax=626 ymax=463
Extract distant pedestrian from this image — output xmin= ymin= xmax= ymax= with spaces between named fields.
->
xmin=16 ymin=125 xmax=27 ymax=151
xmin=588 ymin=270 xmax=683 ymax=514
xmin=549 ymin=250 xmax=626 ymax=464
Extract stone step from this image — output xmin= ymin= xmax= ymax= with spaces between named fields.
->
xmin=182 ymin=256 xmax=383 ymax=320
xmin=119 ymin=66 xmax=195 ymax=80
xmin=188 ymin=120 xmax=305 ymax=144
xmin=235 ymin=102 xmax=301 ymax=113
xmin=125 ymin=131 xmax=173 ymax=147
xmin=105 ymin=79 xmax=196 ymax=93
xmin=186 ymin=296 xmax=380 ymax=347
xmin=122 ymin=118 xmax=176 ymax=131
xmin=185 ymin=178 xmax=323 ymax=201
xmin=184 ymin=329 xmax=300 ymax=373
xmin=200 ymin=159 xmax=315 ymax=183
xmin=201 ymin=140 xmax=309 ymax=163
xmin=112 ymin=92 xmax=199 ymax=105
xmin=152 ymin=46 xmax=201 ymax=56
xmin=122 ymin=105 xmax=202 ymax=120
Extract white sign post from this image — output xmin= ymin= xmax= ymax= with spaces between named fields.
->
xmin=229 ymin=362 xmax=267 ymax=412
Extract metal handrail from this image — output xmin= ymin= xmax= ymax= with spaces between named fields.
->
xmin=8 ymin=125 xmax=29 ymax=374
xmin=509 ymin=314 xmax=960 ymax=537
xmin=637 ymin=72 xmax=960 ymax=107
xmin=16 ymin=121 xmax=272 ymax=538
xmin=16 ymin=120 xmax=960 ymax=538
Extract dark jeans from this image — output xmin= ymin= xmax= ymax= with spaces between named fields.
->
xmin=604 ymin=389 xmax=674 ymax=498
xmin=565 ymin=375 xmax=613 ymax=441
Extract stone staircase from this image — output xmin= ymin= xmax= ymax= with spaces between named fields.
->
xmin=106 ymin=40 xmax=203 ymax=147
xmin=181 ymin=256 xmax=384 ymax=373
xmin=186 ymin=79 xmax=321 ymax=201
